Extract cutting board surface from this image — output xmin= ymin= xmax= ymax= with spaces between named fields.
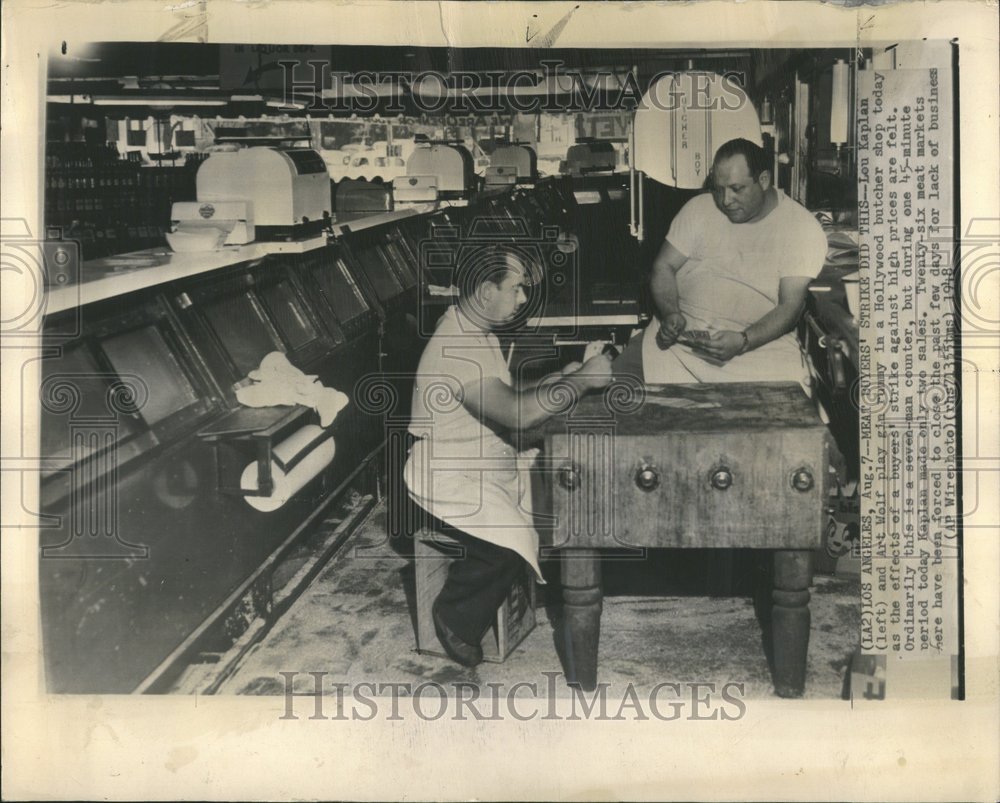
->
xmin=547 ymin=382 xmax=823 ymax=435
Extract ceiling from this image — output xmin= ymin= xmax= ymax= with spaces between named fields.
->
xmin=48 ymin=42 xmax=851 ymax=116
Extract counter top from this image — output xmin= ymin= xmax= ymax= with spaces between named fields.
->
xmin=45 ymin=236 xmax=329 ymax=316
xmin=44 ymin=203 xmax=447 ymax=317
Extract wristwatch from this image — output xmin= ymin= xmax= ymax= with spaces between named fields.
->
xmin=739 ymin=331 xmax=751 ymax=354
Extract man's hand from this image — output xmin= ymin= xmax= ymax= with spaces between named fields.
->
xmin=690 ymin=330 xmax=746 ymax=362
xmin=570 ymin=353 xmax=614 ymax=390
xmin=655 ymin=312 xmax=687 ymax=350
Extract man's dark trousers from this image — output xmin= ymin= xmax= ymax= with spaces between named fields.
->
xmin=433 ymin=524 xmax=523 ymax=646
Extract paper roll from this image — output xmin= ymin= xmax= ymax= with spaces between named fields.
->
xmin=830 ymin=60 xmax=850 ymax=148
xmin=240 ymin=424 xmax=336 ymax=512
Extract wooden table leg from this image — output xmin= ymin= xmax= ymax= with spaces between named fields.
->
xmin=772 ymin=549 xmax=813 ymax=698
xmin=561 ymin=548 xmax=602 ymax=691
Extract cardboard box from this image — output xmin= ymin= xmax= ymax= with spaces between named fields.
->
xmin=414 ymin=530 xmax=536 ymax=662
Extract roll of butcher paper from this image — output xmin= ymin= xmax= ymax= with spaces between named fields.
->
xmin=240 ymin=424 xmax=336 ymax=512
xmin=830 ymin=59 xmax=850 ymax=148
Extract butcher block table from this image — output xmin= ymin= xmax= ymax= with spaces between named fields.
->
xmin=538 ymin=382 xmax=830 ymax=697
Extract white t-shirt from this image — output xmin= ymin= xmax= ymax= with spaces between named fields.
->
xmin=667 ymin=190 xmax=828 ymax=333
xmin=408 ymin=305 xmax=515 ymax=462
xmin=641 ymin=190 xmax=828 ymax=385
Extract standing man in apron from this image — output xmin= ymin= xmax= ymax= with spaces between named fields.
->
xmin=614 ymin=138 xmax=829 ymax=385
xmin=405 ymin=257 xmax=613 ymax=667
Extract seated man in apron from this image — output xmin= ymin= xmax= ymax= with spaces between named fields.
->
xmin=405 ymin=257 xmax=613 ymax=667
xmin=614 ymin=138 xmax=829 ymax=385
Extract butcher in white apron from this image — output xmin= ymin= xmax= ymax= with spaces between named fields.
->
xmin=405 ymin=262 xmax=612 ymax=667
xmin=616 ymin=138 xmax=829 ymax=387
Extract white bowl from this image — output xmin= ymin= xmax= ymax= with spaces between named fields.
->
xmin=166 ymin=226 xmax=228 ymax=253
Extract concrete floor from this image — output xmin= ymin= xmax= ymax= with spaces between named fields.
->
xmin=221 ymin=501 xmax=861 ymax=699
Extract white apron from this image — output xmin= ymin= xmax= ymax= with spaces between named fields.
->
xmin=641 ymin=317 xmax=811 ymax=387
xmin=404 ymin=439 xmax=544 ymax=582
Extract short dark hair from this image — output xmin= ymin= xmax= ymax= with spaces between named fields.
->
xmin=455 ymin=249 xmax=521 ymax=299
xmin=712 ymin=138 xmax=770 ymax=180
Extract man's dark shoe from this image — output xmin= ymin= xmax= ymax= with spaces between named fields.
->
xmin=432 ymin=599 xmax=483 ymax=667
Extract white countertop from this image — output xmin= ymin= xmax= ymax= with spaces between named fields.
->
xmin=44 ymin=236 xmax=329 ymax=316
xmin=41 ymin=201 xmax=504 ymax=316
xmin=43 ymin=204 xmax=441 ymax=316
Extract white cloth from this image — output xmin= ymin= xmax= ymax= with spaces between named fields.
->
xmin=642 ymin=191 xmax=828 ymax=384
xmin=235 ymin=352 xmax=349 ymax=427
xmin=405 ymin=306 xmax=544 ymax=581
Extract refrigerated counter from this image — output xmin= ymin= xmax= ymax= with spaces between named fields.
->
xmin=38 ymin=216 xmax=426 ymax=692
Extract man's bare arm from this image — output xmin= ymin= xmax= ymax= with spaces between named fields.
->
xmin=650 ymin=240 xmax=687 ymax=315
xmin=649 ymin=240 xmax=689 ymax=348
xmin=460 ymin=354 xmax=613 ymax=431
xmin=745 ymin=276 xmax=812 ymax=348
xmin=518 ymin=361 xmax=584 ymax=391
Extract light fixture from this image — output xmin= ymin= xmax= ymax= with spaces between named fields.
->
xmin=47 ymin=95 xmax=94 ymax=104
xmin=266 ymin=99 xmax=307 ymax=110
xmin=830 ymin=59 xmax=850 ymax=151
xmin=90 ymin=96 xmax=229 ymax=107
